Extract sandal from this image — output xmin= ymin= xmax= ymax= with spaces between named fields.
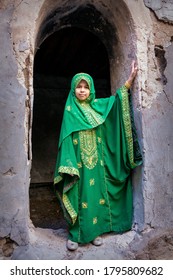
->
xmin=66 ymin=239 xmax=78 ymax=251
xmin=92 ymin=236 xmax=103 ymax=246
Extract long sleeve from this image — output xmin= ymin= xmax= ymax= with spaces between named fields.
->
xmin=116 ymin=85 xmax=142 ymax=169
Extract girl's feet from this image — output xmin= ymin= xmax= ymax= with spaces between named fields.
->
xmin=66 ymin=239 xmax=78 ymax=251
xmin=66 ymin=237 xmax=103 ymax=250
xmin=92 ymin=236 xmax=103 ymax=246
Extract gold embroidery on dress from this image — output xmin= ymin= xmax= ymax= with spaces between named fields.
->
xmin=58 ymin=166 xmax=79 ymax=176
xmin=77 ymin=102 xmax=104 ymax=126
xmin=82 ymin=202 xmax=88 ymax=208
xmin=63 ymin=194 xmax=77 ymax=224
xmin=93 ymin=217 xmax=97 ymax=224
xmin=73 ymin=139 xmax=78 ymax=145
xmin=99 ymin=199 xmax=105 ymax=205
xmin=79 ymin=129 xmax=98 ymax=169
xmin=66 ymin=105 xmax=71 ymax=111
xmin=121 ymin=86 xmax=136 ymax=168
xmin=54 ymin=175 xmax=62 ymax=184
xmin=89 ymin=178 xmax=95 ymax=186
xmin=77 ymin=162 xmax=82 ymax=168
xmin=97 ymin=137 xmax=102 ymax=143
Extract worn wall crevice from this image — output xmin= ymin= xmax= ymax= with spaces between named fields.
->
xmin=163 ymin=89 xmax=173 ymax=106
xmin=154 ymin=45 xmax=167 ymax=84
xmin=2 ymin=168 xmax=16 ymax=176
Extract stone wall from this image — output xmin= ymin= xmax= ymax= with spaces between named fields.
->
xmin=0 ymin=0 xmax=173 ymax=259
xmin=144 ymin=0 xmax=173 ymax=23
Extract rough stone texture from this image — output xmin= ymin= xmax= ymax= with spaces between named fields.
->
xmin=130 ymin=229 xmax=173 ymax=260
xmin=0 ymin=237 xmax=17 ymax=260
xmin=140 ymin=11 xmax=173 ymax=230
xmin=144 ymin=0 xmax=173 ymax=23
xmin=0 ymin=3 xmax=30 ymax=245
xmin=0 ymin=0 xmax=173 ymax=259
xmin=8 ymin=228 xmax=173 ymax=260
xmin=11 ymin=228 xmax=138 ymax=260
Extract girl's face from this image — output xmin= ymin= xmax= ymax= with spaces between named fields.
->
xmin=75 ymin=80 xmax=90 ymax=101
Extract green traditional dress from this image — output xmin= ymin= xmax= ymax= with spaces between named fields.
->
xmin=54 ymin=73 xmax=142 ymax=244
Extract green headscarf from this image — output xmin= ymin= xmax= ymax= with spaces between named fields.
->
xmin=58 ymin=73 xmax=115 ymax=147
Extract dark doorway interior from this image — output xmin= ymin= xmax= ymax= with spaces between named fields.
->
xmin=30 ymin=27 xmax=110 ymax=229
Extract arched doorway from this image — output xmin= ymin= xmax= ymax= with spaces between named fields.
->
xmin=30 ymin=26 xmax=110 ymax=229
xmin=28 ymin=1 xmax=143 ymax=235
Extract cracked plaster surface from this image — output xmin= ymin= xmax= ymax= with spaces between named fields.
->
xmin=144 ymin=0 xmax=173 ymax=23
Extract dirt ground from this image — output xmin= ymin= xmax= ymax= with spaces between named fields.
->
xmin=1 ymin=185 xmax=173 ymax=260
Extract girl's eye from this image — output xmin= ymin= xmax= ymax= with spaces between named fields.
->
xmin=76 ymin=83 xmax=89 ymax=89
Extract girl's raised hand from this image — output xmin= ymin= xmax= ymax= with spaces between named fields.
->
xmin=130 ymin=60 xmax=138 ymax=80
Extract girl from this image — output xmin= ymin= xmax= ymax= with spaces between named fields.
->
xmin=54 ymin=61 xmax=142 ymax=250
